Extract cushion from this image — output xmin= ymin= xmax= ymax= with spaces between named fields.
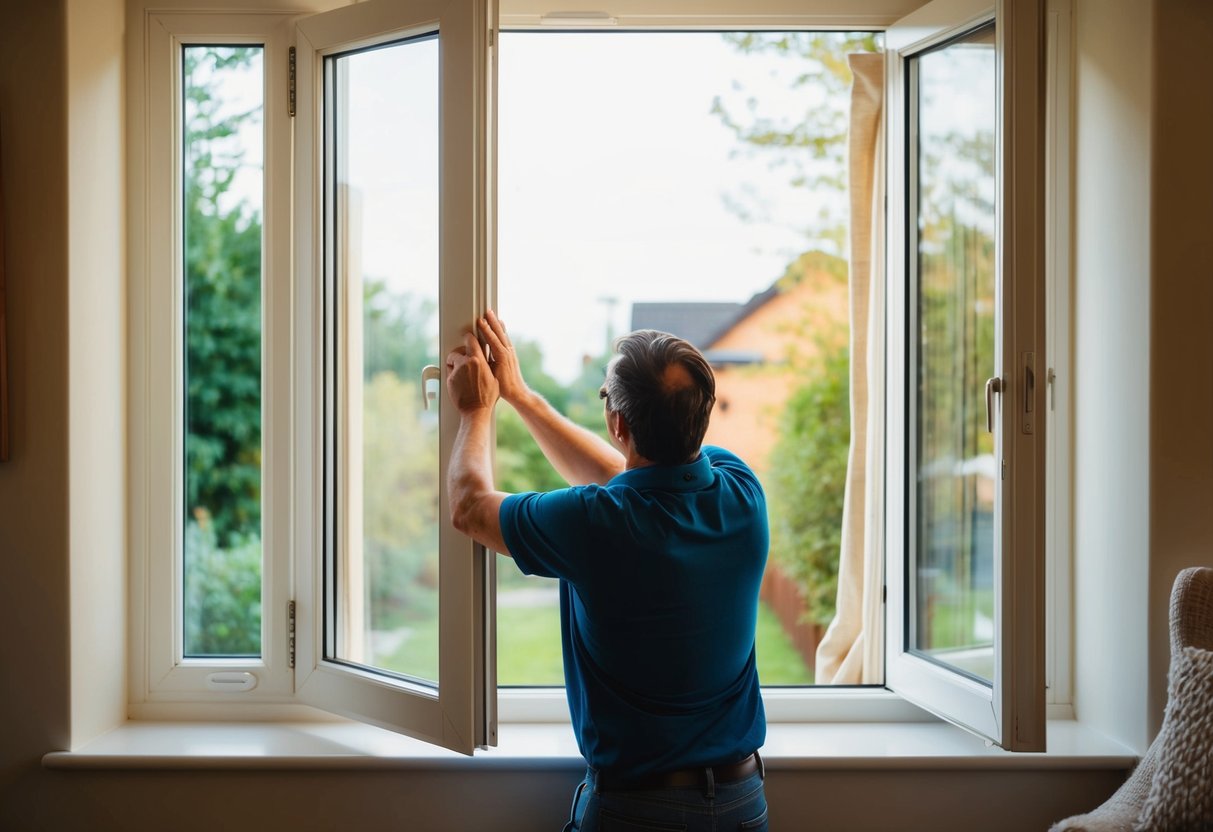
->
xmin=1134 ymin=646 xmax=1213 ymax=831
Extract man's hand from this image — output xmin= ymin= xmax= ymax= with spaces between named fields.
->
xmin=445 ymin=332 xmax=499 ymax=414
xmin=477 ymin=309 xmax=528 ymax=406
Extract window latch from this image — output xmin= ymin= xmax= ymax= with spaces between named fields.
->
xmin=422 ymin=364 xmax=441 ymax=410
xmin=984 ymin=376 xmax=1002 ymax=434
xmin=1021 ymin=352 xmax=1035 ymax=435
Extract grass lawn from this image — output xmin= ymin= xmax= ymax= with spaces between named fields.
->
xmin=491 ymin=600 xmax=814 ymax=686
xmin=755 ymin=603 xmax=815 ymax=685
xmin=380 ymin=599 xmax=814 ymax=687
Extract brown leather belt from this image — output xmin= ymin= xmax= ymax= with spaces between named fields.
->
xmin=596 ymin=752 xmax=762 ymax=791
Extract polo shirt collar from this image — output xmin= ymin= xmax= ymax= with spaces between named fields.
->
xmin=608 ymin=451 xmax=713 ymax=492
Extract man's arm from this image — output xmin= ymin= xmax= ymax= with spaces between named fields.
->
xmin=446 ymin=332 xmax=511 ymax=556
xmin=479 ymin=309 xmax=624 ymax=486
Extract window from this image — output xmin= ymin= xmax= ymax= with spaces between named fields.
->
xmin=291 ymin=0 xmax=493 ymax=752
xmin=495 ymin=30 xmax=881 ymax=688
xmin=132 ymin=0 xmax=1049 ymax=755
xmin=135 ymin=12 xmax=294 ymax=703
xmin=182 ymin=44 xmax=265 ymax=661
xmin=884 ymin=0 xmax=1047 ymax=750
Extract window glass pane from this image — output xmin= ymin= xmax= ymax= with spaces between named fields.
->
xmin=183 ymin=46 xmax=264 ymax=658
xmin=498 ymin=32 xmax=879 ymax=686
xmin=910 ymin=25 xmax=996 ymax=682
xmin=327 ymin=35 xmax=441 ymax=684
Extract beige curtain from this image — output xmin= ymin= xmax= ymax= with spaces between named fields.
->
xmin=814 ymin=52 xmax=885 ymax=685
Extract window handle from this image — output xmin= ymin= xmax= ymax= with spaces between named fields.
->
xmin=1021 ymin=352 xmax=1036 ymax=435
xmin=422 ymin=364 xmax=441 ymax=410
xmin=985 ymin=376 xmax=1002 ymax=434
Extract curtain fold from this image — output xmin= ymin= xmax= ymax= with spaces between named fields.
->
xmin=814 ymin=52 xmax=885 ymax=685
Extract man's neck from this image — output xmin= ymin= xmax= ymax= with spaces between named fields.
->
xmin=623 ymin=450 xmax=654 ymax=471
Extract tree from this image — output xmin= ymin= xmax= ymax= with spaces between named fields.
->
xmin=767 ymin=345 xmax=850 ymax=627
xmin=494 ymin=337 xmax=604 ymax=496
xmin=710 ymin=33 xmax=875 ymax=629
xmin=181 ymin=46 xmax=265 ymax=654
xmin=712 ymin=32 xmax=880 ymax=255
xmin=184 ymin=46 xmax=264 ymax=546
xmin=363 ymin=281 xmax=437 ymax=383
xmin=361 ymin=371 xmax=441 ymax=630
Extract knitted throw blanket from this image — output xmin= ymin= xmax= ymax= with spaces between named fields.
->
xmin=1134 ymin=646 xmax=1213 ymax=831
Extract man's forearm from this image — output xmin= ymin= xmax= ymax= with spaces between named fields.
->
xmin=511 ymin=388 xmax=624 ymax=486
xmin=448 ymin=409 xmax=510 ymax=555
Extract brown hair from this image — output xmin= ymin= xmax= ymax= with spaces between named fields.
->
xmin=602 ymin=330 xmax=716 ymax=465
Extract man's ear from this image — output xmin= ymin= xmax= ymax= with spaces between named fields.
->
xmin=610 ymin=411 xmax=631 ymax=446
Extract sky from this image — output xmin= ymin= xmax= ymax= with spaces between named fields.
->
xmin=199 ymin=32 xmax=872 ymax=383
xmin=497 ymin=32 xmax=851 ymax=381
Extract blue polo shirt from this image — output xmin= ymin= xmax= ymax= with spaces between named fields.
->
xmin=499 ymin=445 xmax=768 ymax=779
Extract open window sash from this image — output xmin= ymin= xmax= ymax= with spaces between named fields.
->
xmin=292 ymin=0 xmax=497 ymax=754
xmin=883 ymin=0 xmax=1046 ymax=751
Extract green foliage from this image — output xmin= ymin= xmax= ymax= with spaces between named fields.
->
xmin=184 ymin=46 xmax=264 ymax=546
xmin=363 ymin=282 xmax=438 ymax=382
xmin=714 ymin=32 xmax=881 ymax=254
xmin=184 ymin=520 xmax=262 ymax=655
xmin=766 ymin=345 xmax=850 ymax=628
xmin=494 ymin=336 xmax=604 ymax=497
xmin=495 ymin=408 xmax=568 ymax=496
xmin=361 ymin=371 xmax=441 ymax=631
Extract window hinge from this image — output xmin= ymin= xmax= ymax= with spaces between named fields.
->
xmin=489 ymin=28 xmax=495 ymax=47
xmin=1047 ymin=367 xmax=1056 ymax=411
xmin=882 ymin=585 xmax=887 ymax=605
xmin=288 ymin=600 xmax=297 ymax=668
xmin=288 ymin=46 xmax=296 ymax=118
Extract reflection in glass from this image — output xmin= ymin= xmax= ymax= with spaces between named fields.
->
xmin=911 ymin=25 xmax=997 ymax=681
xmin=329 ymin=35 xmax=441 ymax=683
xmin=183 ymin=46 xmax=264 ymax=658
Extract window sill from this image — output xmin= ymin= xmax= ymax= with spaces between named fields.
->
xmin=43 ymin=718 xmax=1136 ymax=772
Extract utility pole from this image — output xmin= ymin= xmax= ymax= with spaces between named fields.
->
xmin=598 ymin=295 xmax=619 ymax=350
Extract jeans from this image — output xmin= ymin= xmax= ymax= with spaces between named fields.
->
xmin=561 ymin=755 xmax=769 ymax=832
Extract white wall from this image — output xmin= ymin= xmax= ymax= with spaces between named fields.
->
xmin=2 ymin=0 xmax=1205 ymax=827
xmin=1147 ymin=0 xmax=1213 ymax=735
xmin=0 ymin=0 xmax=73 ymax=812
xmin=1071 ymin=0 xmax=1153 ymax=753
xmin=68 ymin=0 xmax=128 ymax=750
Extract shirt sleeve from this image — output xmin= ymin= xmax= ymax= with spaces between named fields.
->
xmin=702 ymin=446 xmax=765 ymax=498
xmin=499 ymin=487 xmax=595 ymax=583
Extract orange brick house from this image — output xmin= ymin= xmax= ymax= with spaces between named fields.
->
xmin=630 ymin=250 xmax=849 ymax=482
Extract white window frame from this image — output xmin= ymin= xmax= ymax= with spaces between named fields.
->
xmin=882 ymin=0 xmax=1048 ymax=750
xmin=130 ymin=12 xmax=295 ymax=708
xmin=290 ymin=0 xmax=495 ymax=753
xmin=129 ymin=0 xmax=1070 ymax=751
xmin=1043 ymin=0 xmax=1074 ymax=719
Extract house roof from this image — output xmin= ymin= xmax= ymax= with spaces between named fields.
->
xmin=629 ymin=285 xmax=781 ymax=351
xmin=629 ymin=302 xmax=745 ymax=349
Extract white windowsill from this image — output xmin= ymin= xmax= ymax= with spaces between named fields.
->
xmin=43 ymin=718 xmax=1136 ymax=772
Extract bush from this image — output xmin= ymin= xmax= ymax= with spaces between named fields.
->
xmin=766 ymin=345 xmax=850 ymax=627
xmin=183 ymin=518 xmax=262 ymax=655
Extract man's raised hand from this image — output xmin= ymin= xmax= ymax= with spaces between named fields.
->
xmin=478 ymin=309 xmax=528 ymax=406
xmin=445 ymin=331 xmax=499 ymax=414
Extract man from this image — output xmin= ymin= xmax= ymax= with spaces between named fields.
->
xmin=445 ymin=309 xmax=769 ymax=832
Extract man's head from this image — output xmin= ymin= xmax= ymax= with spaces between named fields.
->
xmin=599 ymin=330 xmax=716 ymax=465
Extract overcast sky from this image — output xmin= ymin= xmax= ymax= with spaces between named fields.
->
xmin=497 ymin=32 xmax=847 ymax=381
xmin=206 ymin=32 xmax=869 ymax=383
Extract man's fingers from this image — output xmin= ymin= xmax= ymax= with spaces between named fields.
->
xmin=463 ymin=331 xmax=486 ymax=361
xmin=478 ymin=316 xmax=507 ymax=354
xmin=485 ymin=308 xmax=512 ymax=347
xmin=446 ymin=341 xmax=473 ymax=368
